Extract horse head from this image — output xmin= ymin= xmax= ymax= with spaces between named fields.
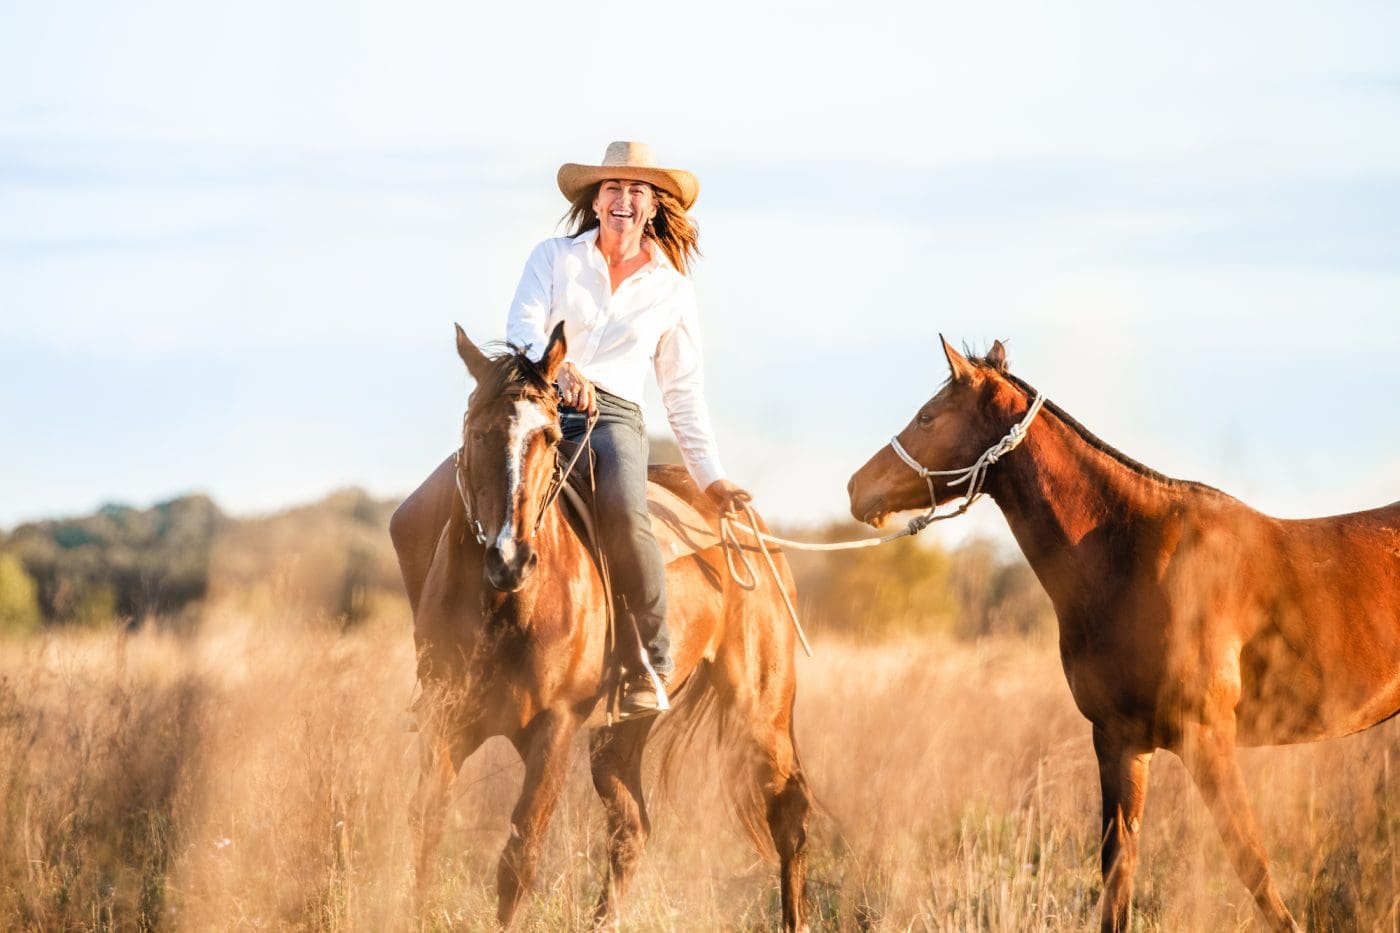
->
xmin=848 ymin=336 xmax=1031 ymax=527
xmin=454 ymin=322 xmax=567 ymax=592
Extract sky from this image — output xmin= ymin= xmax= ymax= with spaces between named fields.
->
xmin=2 ymin=1 xmax=1399 ymax=546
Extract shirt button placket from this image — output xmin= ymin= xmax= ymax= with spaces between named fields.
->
xmin=583 ymin=264 xmax=607 ymax=363
xmin=599 ymin=278 xmax=633 ymax=356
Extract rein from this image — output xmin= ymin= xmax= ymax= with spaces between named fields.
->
xmin=535 ymin=411 xmax=596 ymax=533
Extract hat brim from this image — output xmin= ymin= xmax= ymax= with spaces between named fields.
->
xmin=557 ymin=163 xmax=699 ymax=211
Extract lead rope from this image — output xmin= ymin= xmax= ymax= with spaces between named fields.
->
xmin=720 ymin=501 xmax=814 ymax=657
xmin=717 ymin=393 xmax=1047 ymax=655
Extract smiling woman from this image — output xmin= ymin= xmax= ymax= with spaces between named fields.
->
xmin=512 ymin=141 xmax=754 ymax=715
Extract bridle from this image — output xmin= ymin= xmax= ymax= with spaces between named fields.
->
xmin=454 ymin=399 xmax=596 ymax=549
xmin=886 ymin=391 xmax=1047 ymax=532
xmin=453 ymin=442 xmax=489 ymax=546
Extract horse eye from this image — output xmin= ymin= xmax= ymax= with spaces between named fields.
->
xmin=917 ymin=412 xmax=933 ymax=426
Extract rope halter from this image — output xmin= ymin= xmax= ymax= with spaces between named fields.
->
xmin=714 ymin=392 xmax=1046 ymax=659
xmin=888 ymin=392 xmax=1047 ymax=533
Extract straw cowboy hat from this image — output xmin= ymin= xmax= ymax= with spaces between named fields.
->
xmin=557 ymin=141 xmax=699 ymax=211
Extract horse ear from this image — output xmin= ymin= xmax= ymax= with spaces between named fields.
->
xmin=941 ymin=334 xmax=977 ymax=383
xmin=986 ymin=340 xmax=1009 ymax=372
xmin=540 ymin=322 xmax=568 ymax=382
xmin=455 ymin=323 xmax=491 ymax=382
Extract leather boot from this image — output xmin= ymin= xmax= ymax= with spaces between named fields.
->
xmin=619 ymin=669 xmax=669 ymax=719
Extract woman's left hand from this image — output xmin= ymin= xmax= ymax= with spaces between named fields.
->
xmin=705 ymin=479 xmax=753 ymax=513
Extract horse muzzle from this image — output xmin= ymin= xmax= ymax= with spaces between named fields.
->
xmin=848 ymin=489 xmax=890 ymax=528
xmin=484 ymin=539 xmax=538 ymax=592
xmin=848 ymin=465 xmax=891 ymax=527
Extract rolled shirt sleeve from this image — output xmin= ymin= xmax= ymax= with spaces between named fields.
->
xmin=505 ymin=239 xmax=555 ymax=360
xmin=655 ymin=283 xmax=726 ymax=491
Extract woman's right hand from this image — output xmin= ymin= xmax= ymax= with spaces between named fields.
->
xmin=557 ymin=361 xmax=597 ymax=414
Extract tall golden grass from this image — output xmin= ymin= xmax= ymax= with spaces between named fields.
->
xmin=1 ymin=605 xmax=1396 ymax=930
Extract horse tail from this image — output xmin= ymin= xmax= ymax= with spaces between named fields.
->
xmin=649 ymin=662 xmax=782 ymax=861
xmin=644 ymin=487 xmax=809 ymax=861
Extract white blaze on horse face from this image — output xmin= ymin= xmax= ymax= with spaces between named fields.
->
xmin=493 ymin=399 xmax=554 ymax=557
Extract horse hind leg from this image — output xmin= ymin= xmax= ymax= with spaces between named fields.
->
xmin=1179 ymin=717 xmax=1300 ymax=932
xmin=588 ymin=719 xmax=656 ymax=929
xmin=728 ymin=699 xmax=811 ymax=933
xmin=718 ymin=608 xmax=812 ymax=924
xmin=761 ymin=725 xmax=813 ymax=933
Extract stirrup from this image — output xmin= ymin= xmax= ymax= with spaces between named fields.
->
xmin=619 ymin=669 xmax=670 ymax=719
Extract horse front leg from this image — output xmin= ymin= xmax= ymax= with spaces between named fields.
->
xmin=410 ymin=688 xmax=484 ymax=916
xmin=1179 ymin=716 xmax=1300 ymax=932
xmin=1093 ymin=725 xmax=1153 ymax=933
xmin=497 ymin=710 xmax=578 ymax=928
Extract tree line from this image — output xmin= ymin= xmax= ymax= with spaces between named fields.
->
xmin=0 ymin=455 xmax=1052 ymax=641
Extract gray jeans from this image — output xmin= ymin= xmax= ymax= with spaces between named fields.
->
xmin=560 ymin=388 xmax=672 ymax=677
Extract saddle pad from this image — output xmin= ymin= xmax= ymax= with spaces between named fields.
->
xmin=554 ymin=441 xmax=720 ymax=565
xmin=648 ymin=483 xmax=721 ymax=564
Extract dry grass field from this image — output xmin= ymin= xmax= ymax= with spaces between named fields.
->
xmin=1 ymin=606 xmax=1398 ymax=931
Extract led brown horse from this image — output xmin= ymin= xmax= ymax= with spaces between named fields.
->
xmin=390 ymin=324 xmax=812 ymax=930
xmin=848 ymin=338 xmax=1400 ymax=932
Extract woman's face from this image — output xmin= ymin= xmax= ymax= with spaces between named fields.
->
xmin=593 ymin=179 xmax=657 ymax=237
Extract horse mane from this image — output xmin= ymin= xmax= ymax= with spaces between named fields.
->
xmin=970 ymin=352 xmax=1226 ymax=497
xmin=471 ymin=343 xmax=557 ymax=406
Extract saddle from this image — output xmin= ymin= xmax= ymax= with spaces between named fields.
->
xmin=554 ymin=441 xmax=721 ymax=568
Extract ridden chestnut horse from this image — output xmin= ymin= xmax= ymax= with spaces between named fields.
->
xmin=848 ymin=338 xmax=1400 ymax=932
xmin=389 ymin=323 xmax=812 ymax=930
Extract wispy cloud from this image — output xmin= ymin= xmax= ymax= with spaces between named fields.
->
xmin=0 ymin=135 xmax=520 ymax=194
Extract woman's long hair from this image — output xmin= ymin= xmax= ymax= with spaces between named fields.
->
xmin=562 ymin=182 xmax=701 ymax=275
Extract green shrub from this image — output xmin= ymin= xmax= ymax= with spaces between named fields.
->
xmin=0 ymin=553 xmax=41 ymax=636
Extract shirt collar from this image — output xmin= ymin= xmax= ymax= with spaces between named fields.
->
xmin=571 ymin=226 xmax=670 ymax=273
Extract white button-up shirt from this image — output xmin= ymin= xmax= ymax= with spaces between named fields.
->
xmin=505 ymin=228 xmax=726 ymax=490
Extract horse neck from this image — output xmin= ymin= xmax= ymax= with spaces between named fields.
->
xmin=514 ymin=499 xmax=595 ymax=614
xmin=532 ymin=500 xmax=586 ymax=569
xmin=985 ymin=405 xmax=1171 ymax=603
